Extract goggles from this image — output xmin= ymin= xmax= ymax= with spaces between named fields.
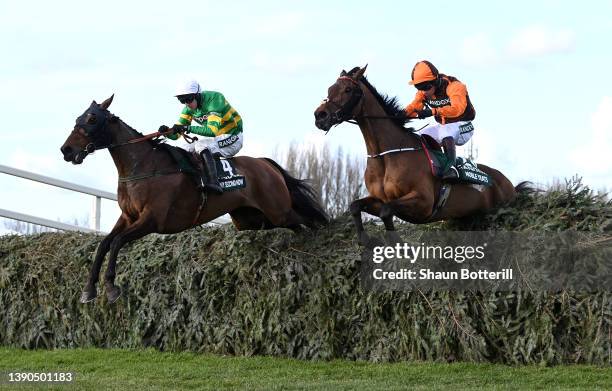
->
xmin=177 ymin=94 xmax=196 ymax=104
xmin=415 ymin=82 xmax=435 ymax=91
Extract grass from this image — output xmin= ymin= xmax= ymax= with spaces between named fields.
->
xmin=0 ymin=348 xmax=609 ymax=390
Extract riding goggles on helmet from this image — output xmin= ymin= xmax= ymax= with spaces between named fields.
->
xmin=415 ymin=81 xmax=435 ymax=91
xmin=177 ymin=94 xmax=197 ymax=104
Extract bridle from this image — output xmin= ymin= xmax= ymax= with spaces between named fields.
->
xmin=323 ymin=76 xmax=364 ymax=127
xmin=73 ymin=102 xmax=112 ymax=155
xmin=69 ymin=102 xmax=207 ymax=220
xmin=322 ymin=75 xmax=426 ymax=159
xmin=71 ymin=104 xmax=195 ymax=160
xmin=324 ymin=76 xmax=409 ymax=127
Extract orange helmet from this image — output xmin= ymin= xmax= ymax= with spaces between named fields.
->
xmin=409 ymin=60 xmax=439 ymax=85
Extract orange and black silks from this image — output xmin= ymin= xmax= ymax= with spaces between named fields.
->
xmin=405 ymin=75 xmax=476 ymax=125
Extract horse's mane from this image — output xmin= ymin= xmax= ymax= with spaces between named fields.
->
xmin=347 ymin=67 xmax=413 ymax=130
xmin=110 ymin=115 xmax=164 ymax=147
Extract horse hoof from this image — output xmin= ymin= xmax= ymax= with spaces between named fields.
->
xmin=106 ymin=285 xmax=122 ymax=304
xmin=80 ymin=288 xmax=97 ymax=304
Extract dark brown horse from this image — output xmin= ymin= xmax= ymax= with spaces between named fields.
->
xmin=314 ymin=66 xmax=520 ymax=245
xmin=61 ymin=95 xmax=328 ymax=303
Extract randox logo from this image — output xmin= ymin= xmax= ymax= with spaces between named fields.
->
xmin=426 ymin=98 xmax=451 ymax=107
xmin=218 ymin=135 xmax=239 ymax=148
xmin=459 ymin=123 xmax=474 ymax=132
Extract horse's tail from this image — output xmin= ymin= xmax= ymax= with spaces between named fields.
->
xmin=515 ymin=181 xmax=538 ymax=195
xmin=263 ymin=158 xmax=329 ymax=228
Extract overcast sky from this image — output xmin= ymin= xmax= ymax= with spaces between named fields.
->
xmin=1 ymin=0 xmax=610 ymax=234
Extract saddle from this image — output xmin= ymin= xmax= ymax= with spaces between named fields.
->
xmin=156 ymin=144 xmax=246 ymax=191
xmin=419 ymin=135 xmax=492 ymax=187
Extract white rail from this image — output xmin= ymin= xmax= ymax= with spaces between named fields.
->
xmin=0 ymin=164 xmax=230 ymax=234
xmin=0 ymin=164 xmax=116 ymax=234
xmin=0 ymin=208 xmax=101 ymax=234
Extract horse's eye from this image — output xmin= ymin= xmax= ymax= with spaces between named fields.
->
xmin=87 ymin=115 xmax=96 ymax=124
xmin=345 ymin=87 xmax=352 ymax=93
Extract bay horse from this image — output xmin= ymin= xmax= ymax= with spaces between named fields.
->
xmin=314 ymin=66 xmax=521 ymax=245
xmin=61 ymin=95 xmax=328 ymax=303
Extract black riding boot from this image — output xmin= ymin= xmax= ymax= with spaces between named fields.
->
xmin=199 ymin=149 xmax=223 ymax=194
xmin=441 ymin=137 xmax=459 ymax=180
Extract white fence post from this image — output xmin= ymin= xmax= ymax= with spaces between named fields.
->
xmin=92 ymin=196 xmax=102 ymax=231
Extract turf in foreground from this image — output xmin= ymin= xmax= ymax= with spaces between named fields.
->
xmin=0 ymin=348 xmax=610 ymax=390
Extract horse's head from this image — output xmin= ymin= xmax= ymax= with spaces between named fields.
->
xmin=314 ymin=65 xmax=368 ymax=132
xmin=61 ymin=95 xmax=114 ymax=164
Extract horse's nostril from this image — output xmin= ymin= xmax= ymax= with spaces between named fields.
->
xmin=315 ymin=111 xmax=328 ymax=120
xmin=61 ymin=145 xmax=72 ymax=155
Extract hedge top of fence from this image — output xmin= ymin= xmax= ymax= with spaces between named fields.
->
xmin=0 ymin=177 xmax=610 ymax=364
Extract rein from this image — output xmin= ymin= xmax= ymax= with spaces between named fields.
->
xmin=86 ymin=130 xmax=198 ymax=153
xmin=75 ymin=116 xmax=200 ymax=182
xmin=346 ymin=114 xmax=413 ymax=125
xmin=72 ymin=102 xmax=209 ymax=227
xmin=329 ymin=75 xmax=427 ymax=159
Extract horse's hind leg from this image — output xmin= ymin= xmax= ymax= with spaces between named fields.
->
xmin=81 ymin=217 xmax=127 ymax=303
xmin=257 ymin=198 xmax=307 ymax=230
xmin=230 ymin=207 xmax=271 ymax=230
xmin=379 ymin=193 xmax=431 ymax=243
xmin=350 ymin=196 xmax=384 ymax=248
xmin=103 ymin=216 xmax=155 ymax=303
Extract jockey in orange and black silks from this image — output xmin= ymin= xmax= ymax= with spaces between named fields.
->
xmin=405 ymin=60 xmax=476 ymax=180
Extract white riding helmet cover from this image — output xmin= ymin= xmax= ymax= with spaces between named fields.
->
xmin=175 ymin=80 xmax=201 ymax=96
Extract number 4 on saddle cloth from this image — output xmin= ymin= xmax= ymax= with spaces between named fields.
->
xmin=420 ymin=135 xmax=492 ymax=187
xmin=157 ymin=144 xmax=246 ymax=191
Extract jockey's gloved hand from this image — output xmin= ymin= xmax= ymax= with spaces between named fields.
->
xmin=417 ymin=108 xmax=433 ymax=119
xmin=171 ymin=124 xmax=188 ymax=134
xmin=158 ymin=125 xmax=170 ymax=133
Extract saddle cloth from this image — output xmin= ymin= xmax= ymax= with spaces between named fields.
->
xmin=157 ymin=144 xmax=246 ymax=191
xmin=420 ymin=135 xmax=492 ymax=186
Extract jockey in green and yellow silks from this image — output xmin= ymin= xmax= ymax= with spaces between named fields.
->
xmin=159 ymin=80 xmax=244 ymax=194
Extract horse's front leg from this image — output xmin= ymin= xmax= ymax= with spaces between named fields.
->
xmin=80 ymin=217 xmax=127 ymax=303
xmin=349 ymin=196 xmax=384 ymax=248
xmin=104 ymin=215 xmax=155 ymax=303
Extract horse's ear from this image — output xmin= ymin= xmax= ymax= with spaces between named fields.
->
xmin=100 ymin=94 xmax=114 ymax=110
xmin=353 ymin=64 xmax=368 ymax=80
xmin=340 ymin=69 xmax=347 ymax=76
